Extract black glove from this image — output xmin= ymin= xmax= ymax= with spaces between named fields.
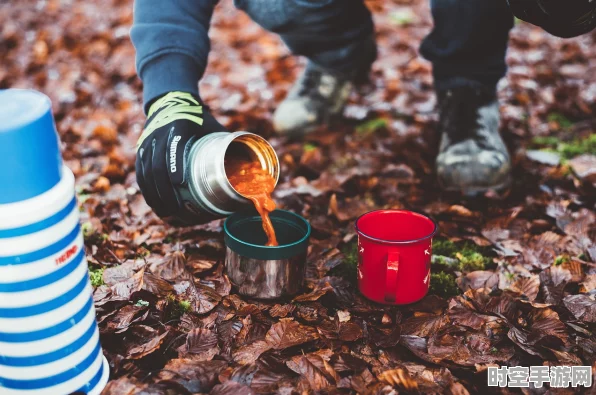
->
xmin=507 ymin=0 xmax=596 ymax=38
xmin=136 ymin=91 xmax=228 ymax=224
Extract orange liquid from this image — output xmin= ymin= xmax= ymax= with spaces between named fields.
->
xmin=226 ymin=160 xmax=278 ymax=246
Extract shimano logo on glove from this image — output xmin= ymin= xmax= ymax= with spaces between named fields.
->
xmin=170 ymin=135 xmax=182 ymax=173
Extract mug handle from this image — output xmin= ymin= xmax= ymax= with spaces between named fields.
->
xmin=384 ymin=250 xmax=399 ymax=303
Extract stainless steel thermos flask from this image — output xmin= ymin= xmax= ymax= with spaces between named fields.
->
xmin=175 ymin=131 xmax=280 ymax=224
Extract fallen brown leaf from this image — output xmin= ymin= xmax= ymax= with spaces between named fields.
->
xmin=178 ymin=328 xmax=220 ymax=361
xmin=563 ymin=294 xmax=596 ymax=323
xmin=265 ymin=319 xmax=318 ymax=349
xmin=127 ymin=330 xmax=169 ymax=360
xmin=286 ymin=352 xmax=340 ymax=391
xmin=378 ymin=368 xmax=418 ymax=391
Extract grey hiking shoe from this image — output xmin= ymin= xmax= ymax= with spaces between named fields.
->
xmin=436 ymin=87 xmax=511 ymax=195
xmin=272 ymin=62 xmax=355 ymax=136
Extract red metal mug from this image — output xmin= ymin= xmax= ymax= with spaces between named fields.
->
xmin=354 ymin=210 xmax=437 ymax=304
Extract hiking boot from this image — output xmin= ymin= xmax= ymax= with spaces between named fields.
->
xmin=272 ymin=62 xmax=357 ymax=136
xmin=435 ymin=86 xmax=511 ymax=195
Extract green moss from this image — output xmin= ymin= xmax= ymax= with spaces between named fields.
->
xmin=559 ymin=134 xmax=596 ymax=159
xmin=429 ymin=272 xmax=460 ymax=298
xmin=531 ymin=134 xmax=596 ymax=160
xmin=432 ymin=239 xmax=491 ymax=272
xmin=303 ymin=143 xmax=318 ymax=152
xmin=344 ymin=242 xmax=359 ymax=268
xmin=135 ymin=300 xmax=150 ymax=307
xmin=165 ymin=294 xmax=192 ymax=320
xmin=88 ymin=266 xmax=105 ymax=287
xmin=77 ymin=193 xmax=91 ymax=204
xmin=434 ymin=255 xmax=448 ymax=268
xmin=578 ymin=253 xmax=588 ymax=261
xmin=532 ymin=136 xmax=561 ymax=148
xmin=432 ymin=239 xmax=458 ymax=257
xmin=356 ymin=118 xmax=388 ymax=136
xmin=435 ymin=256 xmax=446 ymax=265
xmin=82 ymin=221 xmax=108 ymax=244
xmin=137 ymin=247 xmax=151 ymax=258
xmin=81 ymin=221 xmax=95 ymax=238
xmin=457 ymin=248 xmax=490 ymax=272
xmin=547 ymin=113 xmax=574 ymax=130
xmin=458 ymin=252 xmax=486 ymax=272
xmin=554 ymin=255 xmax=571 ymax=266
xmin=341 ymin=242 xmax=359 ymax=284
xmin=178 ymin=300 xmax=191 ymax=312
xmin=328 ymin=242 xmax=359 ymax=285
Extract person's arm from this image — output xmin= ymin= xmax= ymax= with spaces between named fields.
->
xmin=130 ymin=0 xmax=219 ymax=112
xmin=130 ymin=1 xmax=229 ymax=225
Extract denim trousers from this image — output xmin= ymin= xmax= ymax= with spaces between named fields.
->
xmin=234 ymin=0 xmax=515 ymax=92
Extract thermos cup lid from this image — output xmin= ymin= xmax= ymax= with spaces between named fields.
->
xmin=0 ymin=89 xmax=63 ymax=204
xmin=224 ymin=210 xmax=311 ymax=260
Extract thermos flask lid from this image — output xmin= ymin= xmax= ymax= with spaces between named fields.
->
xmin=0 ymin=89 xmax=63 ymax=204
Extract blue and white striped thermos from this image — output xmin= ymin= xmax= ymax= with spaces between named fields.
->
xmin=0 ymin=90 xmax=109 ymax=394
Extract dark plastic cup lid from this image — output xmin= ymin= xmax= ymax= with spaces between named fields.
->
xmin=0 ymin=89 xmax=63 ymax=203
xmin=224 ymin=209 xmax=311 ymax=260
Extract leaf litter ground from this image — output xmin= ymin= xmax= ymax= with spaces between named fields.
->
xmin=2 ymin=0 xmax=596 ymax=393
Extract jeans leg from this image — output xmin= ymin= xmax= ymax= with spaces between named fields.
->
xmin=234 ymin=0 xmax=376 ymax=75
xmin=420 ymin=0 xmax=514 ymax=93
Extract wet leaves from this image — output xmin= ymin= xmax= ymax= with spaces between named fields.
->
xmin=101 ymin=377 xmax=144 ymax=394
xmin=507 ymin=275 xmax=540 ymax=301
xmin=401 ymin=312 xmax=449 ymax=337
xmin=142 ymin=273 xmax=175 ymax=297
xmin=265 ymin=319 xmax=319 ymax=349
xmin=151 ymin=251 xmax=192 ymax=282
xmin=527 ymin=308 xmax=569 ymax=346
xmin=158 ymin=359 xmax=227 ymax=393
xmin=568 ymin=154 xmax=596 ymax=184
xmin=7 ymin=0 xmax=595 ymax=392
xmin=103 ymin=304 xmax=147 ymax=334
xmin=178 ymin=328 xmax=220 ymax=361
xmin=211 ymin=381 xmax=255 ymax=395
xmin=232 ymin=340 xmax=271 ymax=365
xmin=377 ymin=368 xmax=418 ymax=391
xmin=175 ymin=281 xmax=222 ymax=315
xmin=286 ymin=351 xmax=340 ymax=391
xmin=111 ymin=268 xmax=145 ymax=299
xmin=126 ymin=329 xmax=169 ymax=360
xmin=268 ymin=304 xmax=295 ymax=318
xmin=457 ymin=270 xmax=499 ymax=292
xmin=563 ymin=294 xmax=596 ymax=323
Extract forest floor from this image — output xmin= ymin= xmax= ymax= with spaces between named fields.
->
xmin=2 ymin=0 xmax=595 ymax=393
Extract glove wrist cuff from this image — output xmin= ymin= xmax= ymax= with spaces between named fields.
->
xmin=141 ymin=53 xmax=202 ymax=114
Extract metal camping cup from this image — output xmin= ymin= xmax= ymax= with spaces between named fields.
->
xmin=224 ymin=210 xmax=311 ymax=299
xmin=355 ymin=210 xmax=438 ymax=305
xmin=176 ymin=131 xmax=280 ymax=224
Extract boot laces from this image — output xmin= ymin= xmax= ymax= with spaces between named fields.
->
xmin=298 ymin=66 xmax=339 ymax=101
xmin=439 ymin=88 xmax=492 ymax=145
